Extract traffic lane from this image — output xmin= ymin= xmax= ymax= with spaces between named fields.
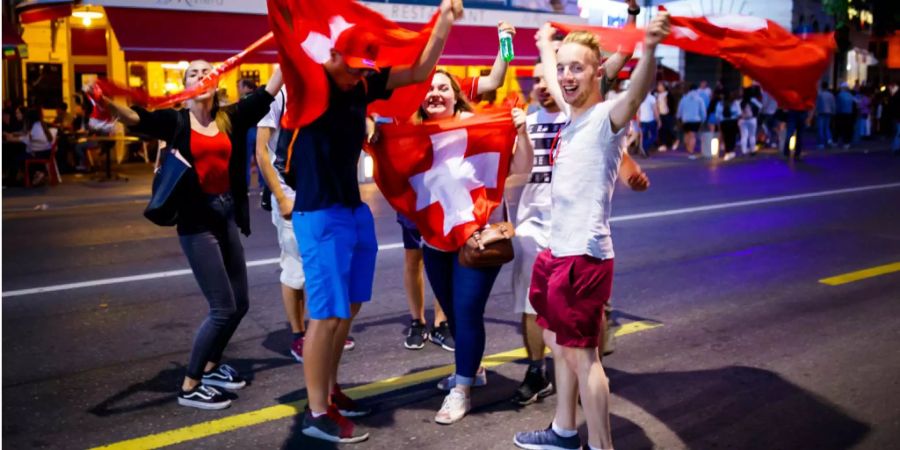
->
xmin=6 ymin=150 xmax=899 ymax=292
xmin=4 ymin=176 xmax=898 ymax=386
xmin=5 ymin=188 xmax=900 ymax=449
xmin=1 ymin=184 xmax=401 ymax=292
xmin=607 ymin=152 xmax=900 ymax=218
xmin=7 ymin=183 xmax=897 ymax=385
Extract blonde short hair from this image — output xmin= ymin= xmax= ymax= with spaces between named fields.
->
xmin=562 ymin=31 xmax=602 ymax=66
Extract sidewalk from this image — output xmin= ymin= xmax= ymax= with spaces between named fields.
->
xmin=2 ymin=163 xmax=155 ymax=212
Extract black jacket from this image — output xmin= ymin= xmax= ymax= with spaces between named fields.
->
xmin=132 ymin=88 xmax=274 ymax=236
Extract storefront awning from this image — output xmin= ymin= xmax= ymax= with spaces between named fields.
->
xmin=16 ymin=0 xmax=73 ymax=24
xmin=106 ymin=7 xmax=537 ymax=67
xmin=105 ymin=7 xmax=278 ymax=63
xmin=408 ymin=23 xmax=540 ymax=66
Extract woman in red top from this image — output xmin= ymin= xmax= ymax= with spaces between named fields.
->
xmin=93 ymin=61 xmax=282 ymax=410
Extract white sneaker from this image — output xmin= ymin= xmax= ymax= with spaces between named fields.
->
xmin=434 ymin=389 xmax=470 ymax=425
xmin=436 ymin=367 xmax=487 ymax=391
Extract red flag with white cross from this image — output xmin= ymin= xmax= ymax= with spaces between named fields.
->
xmin=368 ymin=112 xmax=518 ymax=251
xmin=553 ymin=9 xmax=835 ymax=110
xmin=267 ymin=0 xmax=438 ymax=129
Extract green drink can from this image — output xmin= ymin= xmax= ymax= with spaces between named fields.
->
xmin=499 ymin=30 xmax=515 ymax=62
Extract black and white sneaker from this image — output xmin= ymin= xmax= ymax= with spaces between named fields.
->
xmin=513 ymin=366 xmax=554 ymax=406
xmin=178 ymin=384 xmax=231 ymax=410
xmin=430 ymin=321 xmax=455 ymax=352
xmin=404 ymin=319 xmax=429 ymax=350
xmin=201 ymin=364 xmax=247 ymax=390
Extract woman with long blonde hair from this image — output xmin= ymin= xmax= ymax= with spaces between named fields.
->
xmin=94 ymin=61 xmax=282 ymax=410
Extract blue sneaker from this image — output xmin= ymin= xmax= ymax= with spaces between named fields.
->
xmin=514 ymin=426 xmax=581 ymax=450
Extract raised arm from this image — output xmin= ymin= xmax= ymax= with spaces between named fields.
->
xmin=535 ymin=23 xmax=568 ymax=115
xmin=387 ymin=0 xmax=463 ymax=90
xmin=476 ymin=21 xmax=515 ymax=95
xmin=101 ymin=96 xmax=140 ymax=127
xmin=265 ymin=66 xmax=283 ymax=97
xmin=508 ymin=107 xmax=533 ymax=175
xmin=610 ymin=12 xmax=669 ymax=132
xmin=601 ymin=0 xmax=639 ymax=83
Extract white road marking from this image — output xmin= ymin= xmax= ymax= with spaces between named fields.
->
xmin=609 ymin=182 xmax=900 ymax=223
xmin=2 ymin=243 xmax=405 ymax=297
xmin=5 ymin=182 xmax=900 ymax=298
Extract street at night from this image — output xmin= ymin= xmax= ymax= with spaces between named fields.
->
xmin=4 ymin=148 xmax=900 ymax=449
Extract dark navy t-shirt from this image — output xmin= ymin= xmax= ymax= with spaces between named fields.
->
xmin=291 ymin=67 xmax=393 ymax=212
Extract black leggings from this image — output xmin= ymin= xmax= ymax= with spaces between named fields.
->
xmin=178 ymin=195 xmax=249 ymax=380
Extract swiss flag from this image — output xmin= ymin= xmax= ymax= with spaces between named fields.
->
xmin=553 ymin=11 xmax=835 ymax=110
xmin=367 ymin=111 xmax=518 ymax=251
xmin=267 ymin=0 xmax=438 ymax=129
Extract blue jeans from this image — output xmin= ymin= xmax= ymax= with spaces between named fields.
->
xmin=816 ymin=114 xmax=833 ymax=146
xmin=422 ymin=246 xmax=501 ymax=385
xmin=784 ymin=110 xmax=807 ymax=156
xmin=178 ymin=194 xmax=249 ymax=380
xmin=640 ymin=121 xmax=657 ymax=151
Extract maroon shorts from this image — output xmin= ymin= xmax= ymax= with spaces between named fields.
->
xmin=529 ymin=249 xmax=614 ymax=348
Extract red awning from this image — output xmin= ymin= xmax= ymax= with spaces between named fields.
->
xmin=106 ymin=7 xmax=536 ymax=67
xmin=3 ymin=12 xmax=24 ymax=47
xmin=105 ymin=8 xmax=277 ymax=63
xmin=16 ymin=0 xmax=72 ymax=24
xmin=401 ymin=22 xmax=539 ymax=66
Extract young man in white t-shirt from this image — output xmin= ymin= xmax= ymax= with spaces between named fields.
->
xmin=511 ymin=57 xmax=649 ymax=406
xmin=514 ymin=13 xmax=670 ymax=450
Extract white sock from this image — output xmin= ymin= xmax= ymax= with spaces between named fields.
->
xmin=551 ymin=420 xmax=578 ymax=438
xmin=311 ymin=410 xmax=327 ymax=418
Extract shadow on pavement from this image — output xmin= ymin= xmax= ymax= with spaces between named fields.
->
xmin=88 ymin=355 xmax=296 ymax=417
xmin=280 ymin=364 xmax=869 ymax=449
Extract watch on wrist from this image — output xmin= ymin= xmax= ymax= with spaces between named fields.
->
xmin=627 ymin=7 xmax=640 ymax=16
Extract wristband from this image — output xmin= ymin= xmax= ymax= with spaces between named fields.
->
xmin=627 ymin=7 xmax=640 ymax=16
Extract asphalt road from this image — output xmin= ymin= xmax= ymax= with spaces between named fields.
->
xmin=3 ymin=148 xmax=900 ymax=450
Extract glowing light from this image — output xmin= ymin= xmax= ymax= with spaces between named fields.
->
xmin=363 ymin=155 xmax=374 ymax=178
xmin=789 ymin=135 xmax=797 ymax=151
xmin=161 ymin=61 xmax=190 ymax=70
xmin=164 ymin=82 xmax=180 ymax=92
xmin=73 ymin=9 xmax=103 ymax=27
xmin=710 ymin=137 xmax=719 ymax=157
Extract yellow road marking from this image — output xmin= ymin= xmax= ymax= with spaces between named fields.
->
xmin=818 ymin=262 xmax=900 ymax=286
xmin=91 ymin=320 xmax=662 ymax=450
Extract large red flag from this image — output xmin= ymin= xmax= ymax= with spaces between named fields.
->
xmin=267 ymin=0 xmax=438 ymax=129
xmin=367 ymin=111 xmax=518 ymax=251
xmin=553 ymin=12 xmax=835 ymax=110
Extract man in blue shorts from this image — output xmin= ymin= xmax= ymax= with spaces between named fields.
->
xmin=292 ymin=0 xmax=464 ymax=443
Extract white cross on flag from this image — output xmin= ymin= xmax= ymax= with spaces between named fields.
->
xmin=267 ymin=0 xmax=440 ymax=129
xmin=367 ymin=111 xmax=518 ymax=251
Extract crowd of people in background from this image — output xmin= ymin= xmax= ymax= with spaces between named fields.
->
xmin=603 ymin=77 xmax=900 ymax=161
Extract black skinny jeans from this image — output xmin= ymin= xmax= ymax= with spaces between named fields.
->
xmin=178 ymin=194 xmax=249 ymax=380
